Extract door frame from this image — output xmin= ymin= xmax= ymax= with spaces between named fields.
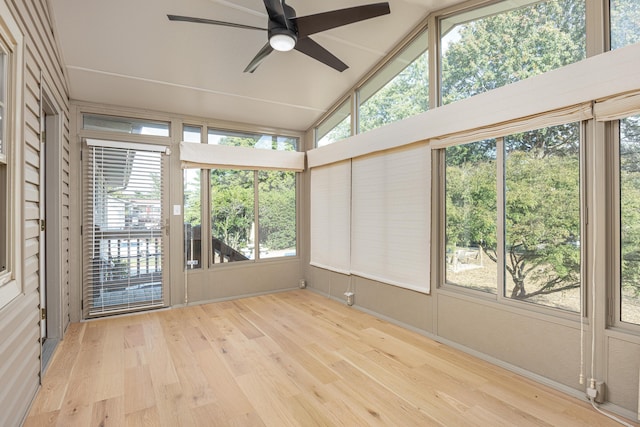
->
xmin=81 ymin=138 xmax=170 ymax=318
xmin=39 ymin=78 xmax=64 ymax=373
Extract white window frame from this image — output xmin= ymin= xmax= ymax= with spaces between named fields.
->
xmin=0 ymin=3 xmax=24 ymax=309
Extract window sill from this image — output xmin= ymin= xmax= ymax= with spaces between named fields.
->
xmin=0 ymin=277 xmax=21 ymax=310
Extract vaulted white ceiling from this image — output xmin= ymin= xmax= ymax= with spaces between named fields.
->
xmin=49 ymin=0 xmax=460 ymax=131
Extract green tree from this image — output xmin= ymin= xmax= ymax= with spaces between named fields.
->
xmin=620 ymin=116 xmax=640 ymax=300
xmin=359 ymin=52 xmax=429 ymax=133
xmin=611 ymin=0 xmax=640 ymax=49
xmin=209 ymin=135 xmax=297 ymax=254
xmin=259 ymin=170 xmax=296 ymax=251
xmin=442 ymin=0 xmax=585 ymax=306
xmin=446 ymin=126 xmax=581 ymax=305
xmin=503 ymin=144 xmax=581 ymax=300
xmin=211 ymin=168 xmax=254 ymax=252
xmin=442 ymin=0 xmax=585 ymax=104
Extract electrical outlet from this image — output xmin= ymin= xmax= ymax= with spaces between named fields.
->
xmin=588 ymin=381 xmax=606 ymax=404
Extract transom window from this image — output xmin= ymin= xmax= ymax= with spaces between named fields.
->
xmin=440 ymin=0 xmax=586 ymax=105
xmin=207 ymin=128 xmax=297 ymax=151
xmin=315 ymin=99 xmax=351 ymax=148
xmin=610 ymin=0 xmax=640 ymax=50
xmin=83 ymin=114 xmax=170 ymax=137
xmin=358 ymin=29 xmax=429 ymax=134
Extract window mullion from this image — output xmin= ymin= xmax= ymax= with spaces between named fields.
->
xmin=253 ymin=170 xmax=259 ymax=261
xmin=203 ymin=169 xmax=211 ymax=268
xmin=497 ymin=136 xmax=507 ymax=302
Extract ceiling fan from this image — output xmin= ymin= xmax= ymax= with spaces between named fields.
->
xmin=168 ymin=1 xmax=390 ymax=73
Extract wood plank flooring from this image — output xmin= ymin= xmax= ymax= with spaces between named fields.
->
xmin=24 ymin=290 xmax=638 ymax=426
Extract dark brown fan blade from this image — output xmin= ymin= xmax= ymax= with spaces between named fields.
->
xmin=244 ymin=42 xmax=275 ymax=73
xmin=262 ymin=0 xmax=288 ymax=28
xmin=292 ymin=3 xmax=390 ymax=38
xmin=294 ymin=37 xmax=348 ymax=72
xmin=167 ymin=15 xmax=266 ymax=31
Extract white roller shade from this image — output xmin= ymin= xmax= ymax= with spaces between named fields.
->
xmin=594 ymin=91 xmax=640 ymax=122
xmin=310 ymin=161 xmax=351 ymax=275
xmin=180 ymin=141 xmax=305 ymax=171
xmin=430 ymin=102 xmax=593 ymax=149
xmin=351 ymin=142 xmax=431 ymax=293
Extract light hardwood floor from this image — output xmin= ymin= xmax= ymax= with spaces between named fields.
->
xmin=25 ymin=290 xmax=638 ymax=426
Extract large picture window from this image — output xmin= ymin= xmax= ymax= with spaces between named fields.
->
xmin=440 ymin=0 xmax=586 ymax=105
xmin=443 ymin=123 xmax=582 ymax=312
xmin=181 ymin=127 xmax=300 ymax=268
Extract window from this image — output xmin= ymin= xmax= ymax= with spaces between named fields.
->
xmin=181 ymin=127 xmax=300 ymax=267
xmin=208 ymin=128 xmax=297 ymax=151
xmin=445 ymin=140 xmax=498 ymax=294
xmin=358 ymin=29 xmax=429 ymax=133
xmin=0 ymin=7 xmax=22 ymax=309
xmin=183 ymin=125 xmax=202 ymax=143
xmin=504 ymin=123 xmax=581 ymax=311
xmin=208 ymin=169 xmax=297 ymax=263
xmin=619 ymin=114 xmax=640 ymax=325
xmin=315 ymin=99 xmax=351 ymax=147
xmin=258 ymin=170 xmax=296 ymax=258
xmin=440 ymin=0 xmax=586 ymax=105
xmin=610 ymin=0 xmax=640 ymax=50
xmin=0 ymin=50 xmax=7 ymax=279
xmin=443 ymin=123 xmax=582 ymax=312
xmin=83 ymin=114 xmax=170 ymax=137
xmin=210 ymin=169 xmax=255 ymax=263
xmin=183 ymin=126 xmax=202 ymax=269
xmin=183 ymin=168 xmax=202 ymax=269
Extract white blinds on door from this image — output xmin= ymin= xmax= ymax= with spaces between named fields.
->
xmin=83 ymin=141 xmax=165 ymax=317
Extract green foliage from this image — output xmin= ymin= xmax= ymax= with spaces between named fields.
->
xmin=183 ymin=170 xmax=201 ymax=227
xmin=442 ymin=0 xmax=585 ymax=104
xmin=442 ymin=0 xmax=585 ymax=305
xmin=620 ymin=116 xmax=640 ymax=298
xmin=211 ymin=169 xmax=254 ymax=251
xmin=359 ymin=53 xmax=429 ymax=133
xmin=446 ymin=143 xmax=497 ymax=251
xmin=320 ymin=116 xmax=351 ymax=146
xmin=446 ymin=123 xmax=582 ymax=304
xmin=504 ymin=146 xmax=581 ymax=299
xmin=259 ymin=171 xmax=296 ymax=251
xmin=611 ymin=0 xmax=640 ymax=49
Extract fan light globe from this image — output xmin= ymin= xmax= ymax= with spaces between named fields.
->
xmin=270 ymin=34 xmax=296 ymax=51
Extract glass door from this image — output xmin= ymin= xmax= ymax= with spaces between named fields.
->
xmin=82 ymin=139 xmax=168 ymax=318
